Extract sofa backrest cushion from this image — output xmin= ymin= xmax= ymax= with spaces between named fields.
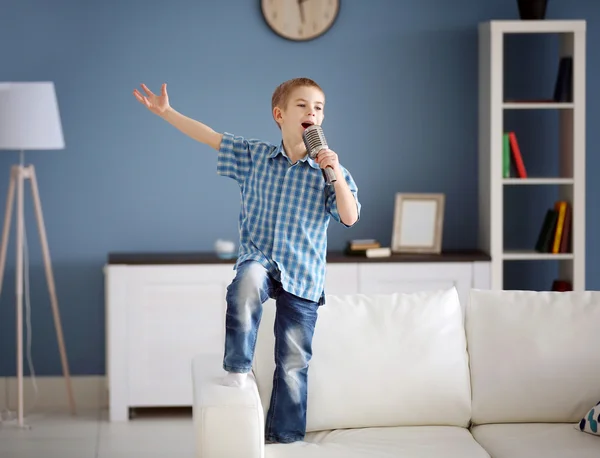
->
xmin=252 ymin=287 xmax=472 ymax=432
xmin=466 ymin=289 xmax=600 ymax=425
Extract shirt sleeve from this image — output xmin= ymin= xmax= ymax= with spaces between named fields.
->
xmin=325 ymin=165 xmax=361 ymax=228
xmin=217 ymin=132 xmax=252 ymax=186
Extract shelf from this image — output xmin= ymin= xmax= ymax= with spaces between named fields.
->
xmin=502 ymin=250 xmax=574 ymax=261
xmin=107 ymin=250 xmax=493 ymax=265
xmin=502 ymin=102 xmax=574 ymax=110
xmin=502 ymin=178 xmax=574 ymax=185
xmin=478 ymin=19 xmax=585 ymax=290
xmin=484 ymin=20 xmax=586 ymax=35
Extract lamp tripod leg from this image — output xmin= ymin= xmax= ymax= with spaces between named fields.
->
xmin=0 ymin=166 xmax=17 ymax=306
xmin=15 ymin=165 xmax=25 ymax=427
xmin=0 ymin=167 xmax=18 ymax=424
xmin=28 ymin=165 xmax=76 ymax=416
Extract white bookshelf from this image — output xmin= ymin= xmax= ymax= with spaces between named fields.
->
xmin=477 ymin=20 xmax=586 ymax=291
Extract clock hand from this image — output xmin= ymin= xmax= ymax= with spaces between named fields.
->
xmin=297 ymin=0 xmax=309 ymax=23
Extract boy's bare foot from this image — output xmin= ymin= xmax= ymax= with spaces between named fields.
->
xmin=221 ymin=372 xmax=247 ymax=388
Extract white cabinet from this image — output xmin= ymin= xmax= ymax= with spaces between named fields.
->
xmin=358 ymin=263 xmax=474 ymax=306
xmin=105 ymin=252 xmax=490 ymax=421
xmin=324 ymin=263 xmax=359 ymax=294
xmin=105 ymin=263 xmax=235 ymax=421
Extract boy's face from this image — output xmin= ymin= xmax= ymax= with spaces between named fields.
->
xmin=275 ymin=86 xmax=325 ymax=140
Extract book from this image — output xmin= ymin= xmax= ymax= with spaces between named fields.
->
xmin=553 ymin=56 xmax=573 ymax=103
xmin=534 ymin=201 xmax=572 ymax=253
xmin=344 ymin=247 xmax=392 ymax=258
xmin=535 ymin=209 xmax=558 ymax=253
xmin=347 ymin=239 xmax=381 ymax=250
xmin=503 ymin=133 xmax=510 ymax=178
xmin=508 ymin=132 xmax=527 ymax=178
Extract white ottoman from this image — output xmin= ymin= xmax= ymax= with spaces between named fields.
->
xmin=191 ymin=353 xmax=264 ymax=458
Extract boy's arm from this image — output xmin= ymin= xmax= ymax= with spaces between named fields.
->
xmin=160 ymin=107 xmax=223 ymax=151
xmin=318 ymin=149 xmax=361 ymax=227
xmin=133 ymin=83 xmax=223 ymax=151
xmin=332 ymin=176 xmax=359 ymax=226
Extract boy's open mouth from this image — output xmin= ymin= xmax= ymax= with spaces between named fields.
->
xmin=301 ymin=121 xmax=314 ymax=129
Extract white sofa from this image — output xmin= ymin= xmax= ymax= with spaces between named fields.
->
xmin=191 ymin=287 xmax=600 ymax=457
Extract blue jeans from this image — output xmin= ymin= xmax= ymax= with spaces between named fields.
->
xmin=222 ymin=260 xmax=319 ymax=443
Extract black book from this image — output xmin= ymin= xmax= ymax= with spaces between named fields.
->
xmin=553 ymin=56 xmax=573 ymax=103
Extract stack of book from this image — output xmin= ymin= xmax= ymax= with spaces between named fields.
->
xmin=534 ymin=200 xmax=571 ymax=254
xmin=344 ymin=239 xmax=391 ymax=258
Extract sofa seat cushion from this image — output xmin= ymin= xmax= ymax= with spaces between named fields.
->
xmin=471 ymin=423 xmax=600 ymax=458
xmin=265 ymin=426 xmax=490 ymax=458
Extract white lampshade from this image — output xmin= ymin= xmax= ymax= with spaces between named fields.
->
xmin=0 ymin=82 xmax=65 ymax=150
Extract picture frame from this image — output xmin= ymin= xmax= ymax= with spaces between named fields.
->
xmin=391 ymin=193 xmax=445 ymax=254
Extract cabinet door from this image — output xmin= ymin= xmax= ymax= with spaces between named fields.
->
xmin=125 ymin=265 xmax=235 ymax=406
xmin=325 ymin=263 xmax=359 ymax=295
xmin=358 ymin=262 xmax=473 ymax=313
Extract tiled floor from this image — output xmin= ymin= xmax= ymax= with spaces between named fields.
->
xmin=0 ymin=407 xmax=196 ymax=458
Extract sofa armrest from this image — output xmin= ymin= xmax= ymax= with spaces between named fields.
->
xmin=192 ymin=354 xmax=264 ymax=458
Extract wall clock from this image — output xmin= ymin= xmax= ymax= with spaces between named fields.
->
xmin=261 ymin=0 xmax=340 ymax=42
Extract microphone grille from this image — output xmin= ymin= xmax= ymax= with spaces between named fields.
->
xmin=302 ymin=125 xmax=328 ymax=159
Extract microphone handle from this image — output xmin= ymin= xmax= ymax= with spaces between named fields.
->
xmin=322 ymin=166 xmax=337 ymax=184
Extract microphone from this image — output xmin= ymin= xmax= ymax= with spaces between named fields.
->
xmin=302 ymin=124 xmax=337 ymax=184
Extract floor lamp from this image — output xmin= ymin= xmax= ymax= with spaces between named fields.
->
xmin=0 ymin=82 xmax=75 ymax=427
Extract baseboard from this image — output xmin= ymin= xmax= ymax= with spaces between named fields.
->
xmin=0 ymin=375 xmax=107 ymax=412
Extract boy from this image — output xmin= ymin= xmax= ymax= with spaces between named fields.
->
xmin=133 ymin=78 xmax=361 ymax=443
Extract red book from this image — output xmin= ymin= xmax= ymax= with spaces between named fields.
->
xmin=508 ymin=132 xmax=527 ymax=178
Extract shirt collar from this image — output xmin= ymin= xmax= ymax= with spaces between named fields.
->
xmin=270 ymin=142 xmax=321 ymax=170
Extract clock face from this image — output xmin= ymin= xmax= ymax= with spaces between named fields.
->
xmin=261 ymin=0 xmax=340 ymax=42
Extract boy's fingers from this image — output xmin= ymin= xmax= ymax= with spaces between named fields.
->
xmin=134 ymin=92 xmax=150 ymax=107
xmin=141 ymin=83 xmax=154 ymax=96
xmin=133 ymin=90 xmax=144 ymax=103
xmin=320 ymin=158 xmax=332 ymax=168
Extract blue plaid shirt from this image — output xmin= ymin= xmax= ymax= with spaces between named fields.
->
xmin=217 ymin=132 xmax=360 ymax=305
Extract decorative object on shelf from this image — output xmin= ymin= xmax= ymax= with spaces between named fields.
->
xmin=260 ymin=0 xmax=339 ymax=42
xmin=214 ymin=239 xmax=236 ymax=259
xmin=552 ymin=279 xmax=572 ymax=292
xmin=391 ymin=193 xmax=445 ymax=254
xmin=517 ymin=0 xmax=548 ymax=20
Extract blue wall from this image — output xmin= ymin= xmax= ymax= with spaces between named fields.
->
xmin=0 ymin=0 xmax=598 ymax=376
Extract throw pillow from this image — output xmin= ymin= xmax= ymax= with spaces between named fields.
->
xmin=578 ymin=401 xmax=600 ymax=436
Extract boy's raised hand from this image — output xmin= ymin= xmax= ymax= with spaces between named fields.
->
xmin=133 ymin=83 xmax=170 ymax=116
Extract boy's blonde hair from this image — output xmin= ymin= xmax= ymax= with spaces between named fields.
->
xmin=271 ymin=77 xmax=324 ymax=128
